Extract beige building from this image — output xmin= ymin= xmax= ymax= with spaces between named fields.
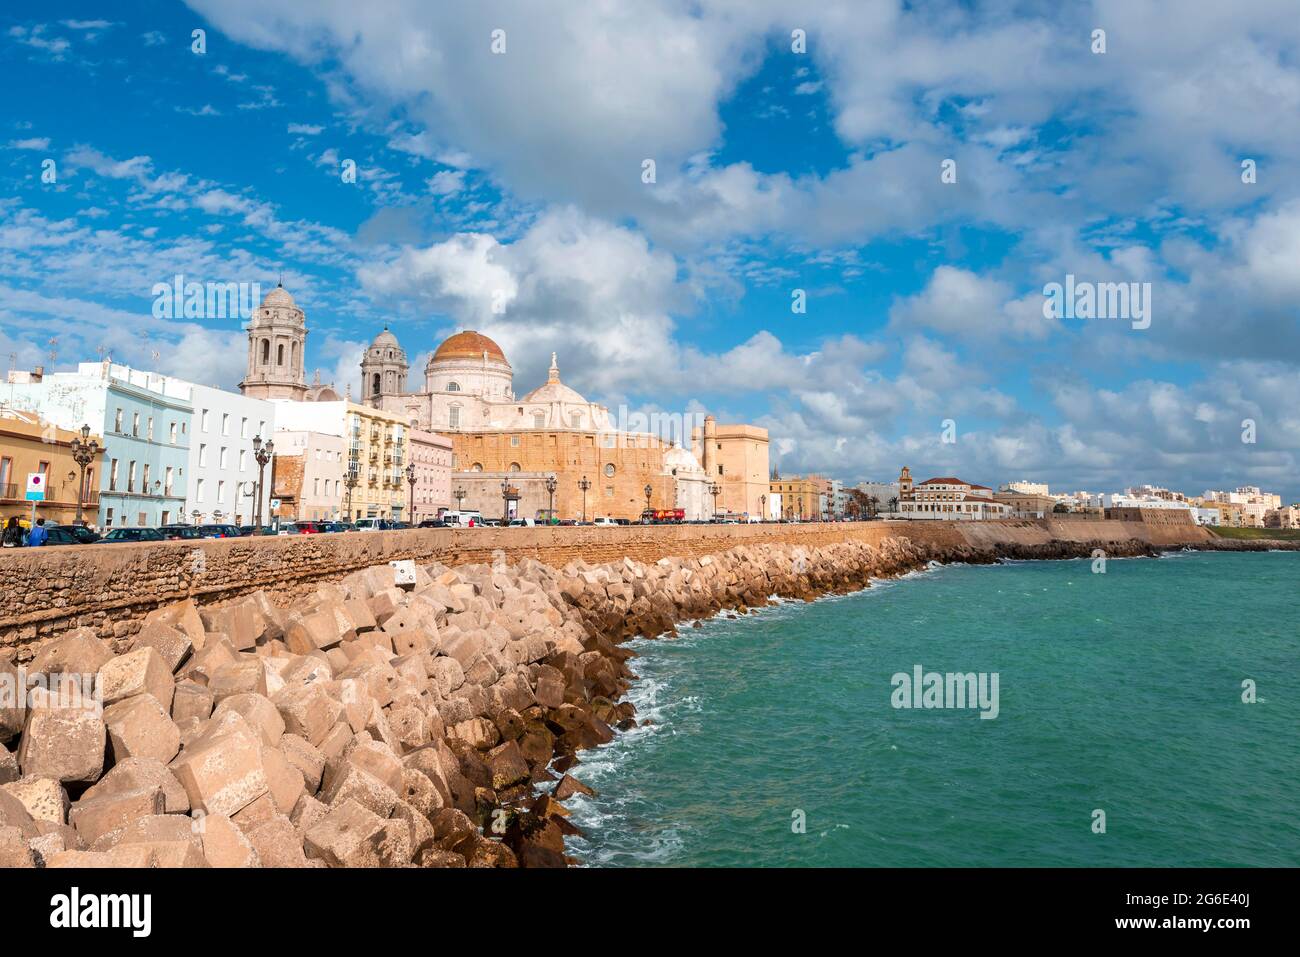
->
xmin=240 ymin=283 xmax=308 ymax=401
xmin=1265 ymin=505 xmax=1300 ymax=528
xmin=993 ymin=490 xmax=1057 ymax=518
xmin=0 ymin=408 xmax=105 ymax=526
xmin=270 ymin=430 xmax=346 ymax=521
xmin=691 ymin=417 xmax=770 ymax=518
xmin=769 ymin=475 xmax=826 ymax=520
xmin=900 ymin=476 xmax=1012 ymax=520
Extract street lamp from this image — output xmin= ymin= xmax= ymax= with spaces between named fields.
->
xmin=69 ymin=424 xmax=99 ymax=525
xmin=405 ymin=461 xmax=416 ymax=523
xmin=453 ymin=487 xmax=466 ymax=512
xmin=344 ymin=468 xmax=359 ymax=522
xmin=191 ymin=509 xmax=201 ymax=525
xmin=252 ymin=435 xmax=274 ymax=531
xmin=500 ymin=478 xmax=511 ymax=525
xmin=644 ymin=482 xmax=653 ymax=519
xmin=577 ymin=475 xmax=590 ymax=524
xmin=760 ymin=493 xmax=767 ymax=522
xmin=708 ymin=482 xmax=721 ymax=519
xmin=544 ymin=474 xmax=557 ymax=525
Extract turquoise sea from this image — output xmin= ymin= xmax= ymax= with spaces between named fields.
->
xmin=564 ymin=551 xmax=1300 ymax=867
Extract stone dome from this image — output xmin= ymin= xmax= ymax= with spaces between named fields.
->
xmin=522 ymin=352 xmax=587 ymax=404
xmin=261 ymin=284 xmax=296 ymax=308
xmin=432 ymin=330 xmax=508 ymax=365
xmin=370 ymin=327 xmax=401 ymax=349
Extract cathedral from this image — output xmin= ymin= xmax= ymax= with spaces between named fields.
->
xmin=239 ymin=283 xmax=768 ymax=521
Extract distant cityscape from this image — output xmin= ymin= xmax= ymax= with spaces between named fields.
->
xmin=2 ymin=286 xmax=1294 ymax=532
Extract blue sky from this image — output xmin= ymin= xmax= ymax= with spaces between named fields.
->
xmin=3 ymin=1 xmax=1300 ymax=500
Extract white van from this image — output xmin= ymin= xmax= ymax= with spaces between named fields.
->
xmin=593 ymin=517 xmax=618 ymax=527
xmin=441 ymin=510 xmax=483 ymax=527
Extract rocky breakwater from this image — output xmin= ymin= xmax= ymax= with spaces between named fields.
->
xmin=0 ymin=532 xmax=1194 ymax=869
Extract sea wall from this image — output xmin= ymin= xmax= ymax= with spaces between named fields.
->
xmin=0 ymin=518 xmax=1215 ymax=662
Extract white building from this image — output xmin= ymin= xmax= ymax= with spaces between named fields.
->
xmin=169 ymin=381 xmax=276 ymax=525
xmin=1000 ymin=480 xmax=1050 ymax=496
xmin=900 ymin=477 xmax=1012 ymax=520
xmin=1190 ymin=507 xmax=1221 ymax=526
xmin=855 ymin=481 xmax=901 ymax=513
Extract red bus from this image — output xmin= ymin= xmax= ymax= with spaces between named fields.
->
xmin=641 ymin=508 xmax=686 ymax=524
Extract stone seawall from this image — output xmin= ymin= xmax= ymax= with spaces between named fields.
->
xmin=0 ymin=518 xmax=1215 ymax=662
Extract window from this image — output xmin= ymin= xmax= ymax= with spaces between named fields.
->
xmin=221 ymin=413 xmax=229 ymax=436
xmin=219 ymin=447 xmax=228 ymax=469
xmin=314 ymin=478 xmax=319 ymax=496
xmin=448 ymin=406 xmax=461 ymax=428
xmin=137 ymin=512 xmax=146 ymax=527
xmin=571 ymin=412 xmax=582 ymax=429
xmin=511 ymin=435 xmax=521 ymax=447
xmin=147 ymin=417 xmax=154 ymax=440
xmin=241 ymin=417 xmax=248 ymax=438
xmin=604 ymin=463 xmax=615 ymax=478
xmin=277 ymin=344 xmax=285 ymax=366
xmin=132 ymin=412 xmax=139 ymax=437
xmin=239 ymin=450 xmax=247 ymax=471
xmin=199 ymin=444 xmax=207 ymax=467
xmin=161 ymin=510 xmax=170 ymax=525
xmin=196 ymin=478 xmax=204 ymax=502
xmin=0 ymin=456 xmax=9 ymax=492
xmin=165 ymin=466 xmax=173 ymax=495
xmin=447 ymin=381 xmax=460 ymax=392
xmin=109 ymin=458 xmax=118 ymax=491
xmin=217 ymin=480 xmax=225 ymax=502
xmin=533 ymin=413 xmax=545 ymax=429
xmin=105 ymin=507 xmax=114 ymax=527
xmin=261 ymin=339 xmax=270 ymax=364
xmin=201 ymin=409 xmax=209 ymax=432
xmin=142 ymin=464 xmax=150 ymax=492
xmin=114 ymin=408 xmax=123 ymax=432
xmin=127 ymin=461 xmax=136 ymax=493
xmin=169 ymin=422 xmax=177 ymax=444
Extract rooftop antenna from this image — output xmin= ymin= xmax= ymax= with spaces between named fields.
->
xmin=46 ymin=337 xmax=58 ymax=365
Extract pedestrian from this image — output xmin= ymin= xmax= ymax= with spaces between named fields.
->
xmin=2 ymin=517 xmax=23 ymax=548
xmin=27 ymin=517 xmax=49 ymax=547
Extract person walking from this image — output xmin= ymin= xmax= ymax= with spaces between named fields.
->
xmin=2 ymin=517 xmax=23 ymax=548
xmin=26 ymin=517 xmax=49 ymax=547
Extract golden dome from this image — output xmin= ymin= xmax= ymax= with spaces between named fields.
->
xmin=432 ymin=330 xmax=508 ymax=365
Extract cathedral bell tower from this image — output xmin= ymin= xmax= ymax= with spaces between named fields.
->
xmin=240 ymin=281 xmax=308 ymax=401
xmin=360 ymin=326 xmax=409 ymax=408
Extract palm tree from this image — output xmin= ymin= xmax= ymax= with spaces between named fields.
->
xmin=867 ymin=495 xmax=880 ymax=518
xmin=888 ymin=496 xmax=899 ymax=514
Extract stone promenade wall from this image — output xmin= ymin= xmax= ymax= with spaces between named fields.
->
xmin=0 ymin=518 xmax=1212 ymax=660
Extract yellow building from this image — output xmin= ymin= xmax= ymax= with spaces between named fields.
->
xmin=0 ymin=408 xmax=106 ymax=526
xmin=345 ymin=402 xmax=410 ymax=521
xmin=770 ymin=475 xmax=826 ymax=520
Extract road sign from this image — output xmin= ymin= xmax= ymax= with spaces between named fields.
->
xmin=270 ymin=498 xmax=281 ymax=509
xmin=25 ymin=472 xmax=45 ymax=502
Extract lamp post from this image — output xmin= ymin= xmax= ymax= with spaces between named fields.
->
xmin=344 ymin=468 xmax=359 ymax=522
xmin=500 ymin=478 xmax=511 ymax=526
xmin=405 ymin=462 xmax=416 ymax=523
xmin=708 ymin=482 xmax=721 ymax=519
xmin=544 ymin=474 xmax=557 ymax=525
xmin=191 ymin=509 xmax=201 ymax=525
xmin=644 ymin=483 xmax=653 ymax=520
xmin=760 ymin=493 xmax=767 ymax=523
xmin=577 ymin=475 xmax=590 ymax=524
xmin=453 ymin=487 xmax=466 ymax=512
xmin=252 ymin=435 xmax=274 ymax=531
xmin=69 ymin=424 xmax=99 ymax=525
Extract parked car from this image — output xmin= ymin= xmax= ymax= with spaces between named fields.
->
xmin=159 ymin=524 xmax=205 ymax=541
xmin=353 ymin=518 xmax=393 ymax=531
xmin=507 ymin=518 xmax=535 ymax=527
xmin=316 ymin=521 xmax=349 ymax=533
xmin=418 ymin=519 xmax=449 ymax=528
xmin=593 ymin=517 xmax=618 ymax=527
xmin=198 ymin=524 xmax=242 ymax=538
xmin=389 ymin=521 xmax=412 ymax=530
xmin=52 ymin=524 xmax=101 ymax=543
xmin=38 ymin=526 xmax=86 ymax=546
xmin=101 ymin=527 xmax=165 ymax=543
xmin=237 ymin=525 xmax=277 ymax=536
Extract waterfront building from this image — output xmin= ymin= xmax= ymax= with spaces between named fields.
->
xmin=992 ymin=489 xmax=1057 ymax=518
xmin=769 ymin=475 xmax=825 ymax=520
xmin=0 ymin=408 xmax=105 ymax=526
xmin=4 ymin=361 xmax=192 ymax=528
xmin=271 ymin=398 xmax=410 ymax=521
xmin=408 ymin=427 xmax=453 ymax=522
xmin=855 ymin=480 xmax=901 ymax=514
xmin=1265 ymin=504 xmax=1300 ymax=528
xmin=167 ymin=380 xmax=277 ymax=525
xmin=271 ymin=430 xmax=346 ymax=522
xmin=1000 ymin=480 xmax=1050 ymax=496
xmin=899 ymin=477 xmax=1012 ymax=520
xmin=691 ymin=417 xmax=772 ymax=518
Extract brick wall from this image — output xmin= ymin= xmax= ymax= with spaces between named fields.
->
xmin=0 ymin=517 xmax=1210 ymax=661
